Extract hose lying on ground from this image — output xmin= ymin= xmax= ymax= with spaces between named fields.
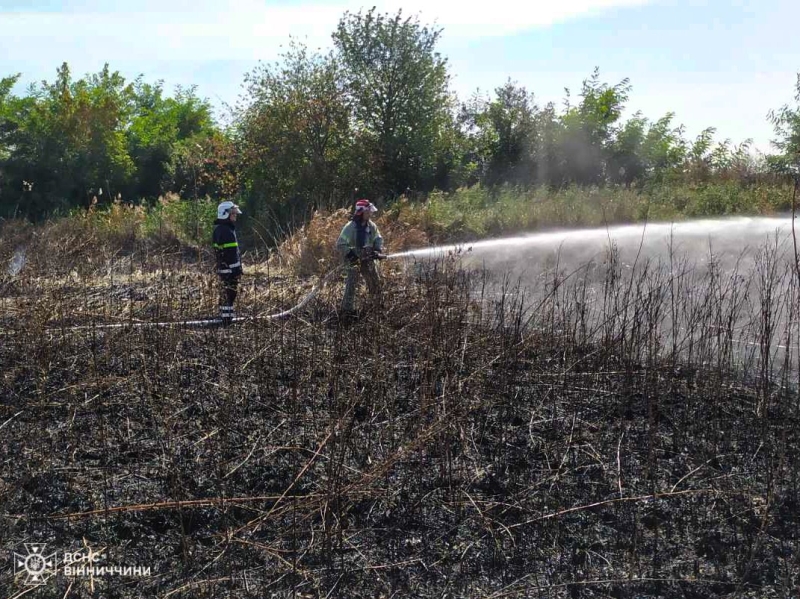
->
xmin=248 ymin=264 xmax=345 ymax=321
xmin=43 ymin=263 xmax=352 ymax=332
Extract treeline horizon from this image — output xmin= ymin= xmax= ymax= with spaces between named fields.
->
xmin=1 ymin=7 xmax=799 ymax=228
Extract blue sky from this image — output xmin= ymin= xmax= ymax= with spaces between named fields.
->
xmin=0 ymin=0 xmax=797 ymax=153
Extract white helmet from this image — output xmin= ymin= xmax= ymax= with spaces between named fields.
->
xmin=217 ymin=201 xmax=242 ymax=220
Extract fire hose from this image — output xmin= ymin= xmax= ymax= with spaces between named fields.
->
xmin=263 ymin=249 xmax=386 ymax=320
xmin=42 ymin=249 xmax=395 ymax=332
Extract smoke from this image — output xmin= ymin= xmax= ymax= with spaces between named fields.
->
xmin=390 ymin=216 xmax=800 ymax=362
xmin=7 ymin=247 xmax=26 ymax=277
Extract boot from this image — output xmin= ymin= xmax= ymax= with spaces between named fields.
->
xmin=220 ymin=306 xmax=234 ymax=327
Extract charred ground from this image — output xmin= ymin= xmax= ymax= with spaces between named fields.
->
xmin=1 ymin=243 xmax=799 ymax=598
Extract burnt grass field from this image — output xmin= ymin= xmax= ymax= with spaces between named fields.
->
xmin=2 ymin=237 xmax=800 ymax=598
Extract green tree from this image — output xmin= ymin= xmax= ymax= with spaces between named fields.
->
xmin=0 ymin=75 xmax=21 ymax=194
xmin=172 ymin=130 xmax=240 ymax=201
xmin=239 ymin=42 xmax=353 ymax=231
xmin=768 ymin=73 xmax=800 ymax=173
xmin=456 ymin=91 xmax=494 ymax=187
xmin=608 ymin=113 xmax=647 ymax=185
xmin=560 ymin=69 xmax=631 ymax=185
xmin=640 ymin=113 xmax=687 ymax=180
xmin=534 ymin=102 xmax=567 ymax=187
xmin=462 ymin=82 xmax=538 ymax=187
xmin=1 ymin=63 xmax=136 ymax=218
xmin=332 ymin=8 xmax=452 ymax=197
xmin=0 ymin=64 xmax=226 ymax=219
xmin=0 ymin=74 xmax=20 ymax=156
xmin=684 ymin=126 xmax=717 ymax=181
xmin=428 ymin=106 xmax=470 ymax=191
xmin=127 ymin=82 xmax=216 ymax=199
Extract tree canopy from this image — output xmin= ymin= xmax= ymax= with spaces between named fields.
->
xmin=0 ymin=9 xmax=795 ymax=226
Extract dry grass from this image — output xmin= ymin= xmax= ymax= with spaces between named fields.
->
xmin=274 ymin=208 xmax=430 ymax=276
xmin=2 ymin=220 xmax=800 ymax=597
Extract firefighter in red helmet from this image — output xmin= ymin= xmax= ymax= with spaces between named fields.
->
xmin=336 ymin=199 xmax=386 ymax=315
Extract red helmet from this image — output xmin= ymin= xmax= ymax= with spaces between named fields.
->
xmin=354 ymin=199 xmax=377 ymax=214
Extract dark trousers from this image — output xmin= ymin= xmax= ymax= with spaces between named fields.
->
xmin=341 ymin=260 xmax=381 ymax=312
xmin=219 ymin=274 xmax=240 ymax=324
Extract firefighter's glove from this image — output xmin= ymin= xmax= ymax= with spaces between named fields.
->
xmin=359 ymin=247 xmax=386 ymax=262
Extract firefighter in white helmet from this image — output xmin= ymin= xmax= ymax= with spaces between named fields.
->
xmin=213 ymin=201 xmax=243 ymax=326
xmin=336 ymin=199 xmax=386 ymax=315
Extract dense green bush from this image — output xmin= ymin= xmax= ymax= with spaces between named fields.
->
xmin=2 ymin=8 xmax=798 ymax=243
xmin=388 ymin=182 xmax=795 ymax=242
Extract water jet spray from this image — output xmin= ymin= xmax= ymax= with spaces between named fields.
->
xmin=36 ymin=215 xmax=799 ymax=333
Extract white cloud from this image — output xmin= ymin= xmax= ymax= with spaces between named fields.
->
xmin=0 ymin=0 xmax=652 ymax=63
